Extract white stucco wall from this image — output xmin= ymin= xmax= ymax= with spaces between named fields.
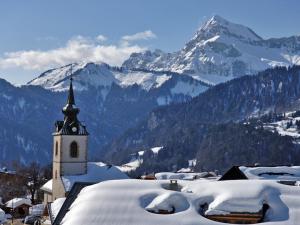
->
xmin=53 ymin=135 xmax=88 ymax=176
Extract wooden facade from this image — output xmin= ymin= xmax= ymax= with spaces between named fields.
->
xmin=205 ymin=212 xmax=263 ymax=224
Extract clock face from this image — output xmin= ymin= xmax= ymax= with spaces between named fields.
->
xmin=72 ymin=126 xmax=77 ymax=132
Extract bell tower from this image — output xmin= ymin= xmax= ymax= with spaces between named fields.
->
xmin=52 ymin=69 xmax=89 ymax=199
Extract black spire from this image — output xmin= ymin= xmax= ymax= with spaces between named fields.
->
xmin=67 ymin=76 xmax=75 ymax=105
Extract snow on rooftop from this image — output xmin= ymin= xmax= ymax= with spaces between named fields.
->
xmin=5 ymin=198 xmax=31 ymax=209
xmin=155 ymin=172 xmax=217 ymax=180
xmin=40 ymin=179 xmax=52 ymax=193
xmin=62 ymin=162 xmax=129 ymax=191
xmin=41 ymin=162 xmax=128 ymax=193
xmin=239 ymin=166 xmax=300 ymax=180
xmin=51 ymin=198 xmax=65 ymax=220
xmin=61 ymin=179 xmax=300 ymax=225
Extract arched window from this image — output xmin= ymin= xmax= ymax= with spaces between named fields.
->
xmin=55 ymin=141 xmax=58 ymax=156
xmin=70 ymin=141 xmax=78 ymax=158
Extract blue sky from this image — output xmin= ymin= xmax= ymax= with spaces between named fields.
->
xmin=0 ymin=0 xmax=299 ymax=84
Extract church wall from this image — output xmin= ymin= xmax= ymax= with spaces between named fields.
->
xmin=52 ymin=177 xmax=66 ymax=201
xmin=60 ymin=135 xmax=88 ymax=163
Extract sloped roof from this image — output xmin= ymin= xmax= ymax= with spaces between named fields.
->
xmin=239 ymin=166 xmax=300 ymax=180
xmin=41 ymin=162 xmax=128 ymax=193
xmin=40 ymin=179 xmax=52 ymax=193
xmin=6 ymin=198 xmax=31 ymax=209
xmin=220 ymin=165 xmax=300 ymax=181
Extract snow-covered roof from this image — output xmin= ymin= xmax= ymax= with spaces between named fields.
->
xmin=60 ymin=179 xmax=300 ymax=225
xmin=51 ymin=198 xmax=65 ymax=220
xmin=62 ymin=162 xmax=128 ymax=192
xmin=239 ymin=166 xmax=300 ymax=180
xmin=5 ymin=198 xmax=31 ymax=209
xmin=40 ymin=179 xmax=52 ymax=193
xmin=41 ymin=162 xmax=128 ymax=193
xmin=155 ymin=172 xmax=218 ymax=180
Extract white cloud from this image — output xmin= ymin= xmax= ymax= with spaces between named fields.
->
xmin=0 ymin=35 xmax=148 ymax=71
xmin=96 ymin=35 xmax=107 ymax=42
xmin=121 ymin=30 xmax=156 ymax=42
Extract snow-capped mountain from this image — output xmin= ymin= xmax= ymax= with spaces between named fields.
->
xmin=0 ymin=62 xmax=210 ymax=164
xmin=28 ymin=62 xmax=207 ymax=93
xmin=123 ymin=15 xmax=300 ymax=84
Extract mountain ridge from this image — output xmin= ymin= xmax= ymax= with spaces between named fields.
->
xmin=123 ymin=15 xmax=300 ymax=84
xmin=104 ymin=66 xmax=300 ymax=172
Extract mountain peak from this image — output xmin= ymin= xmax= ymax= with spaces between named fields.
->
xmin=195 ymin=15 xmax=262 ymax=42
xmin=206 ymin=15 xmax=229 ymax=26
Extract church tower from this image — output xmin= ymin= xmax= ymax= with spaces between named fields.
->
xmin=52 ymin=74 xmax=89 ymax=200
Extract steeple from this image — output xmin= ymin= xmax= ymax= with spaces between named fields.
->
xmin=67 ymin=76 xmax=75 ymax=105
xmin=54 ymin=65 xmax=88 ymax=135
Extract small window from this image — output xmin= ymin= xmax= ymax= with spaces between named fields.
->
xmin=70 ymin=141 xmax=78 ymax=158
xmin=55 ymin=170 xmax=57 ymax=179
xmin=55 ymin=141 xmax=58 ymax=156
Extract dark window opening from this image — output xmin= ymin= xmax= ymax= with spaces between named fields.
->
xmin=55 ymin=141 xmax=58 ymax=156
xmin=70 ymin=141 xmax=78 ymax=158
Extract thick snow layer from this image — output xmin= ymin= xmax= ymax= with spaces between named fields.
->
xmin=239 ymin=166 xmax=300 ymax=180
xmin=146 ymin=192 xmax=189 ymax=213
xmin=51 ymin=198 xmax=65 ymax=220
xmin=61 ymin=162 xmax=129 ymax=191
xmin=155 ymin=172 xmax=218 ymax=180
xmin=61 ymin=179 xmax=300 ymax=225
xmin=5 ymin=198 xmax=31 ymax=208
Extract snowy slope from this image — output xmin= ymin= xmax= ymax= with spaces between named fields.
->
xmin=123 ymin=15 xmax=300 ymax=84
xmin=61 ymin=179 xmax=300 ymax=225
xmin=263 ymin=111 xmax=300 ymax=140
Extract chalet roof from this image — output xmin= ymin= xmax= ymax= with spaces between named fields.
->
xmin=5 ymin=198 xmax=31 ymax=209
xmin=219 ymin=166 xmax=248 ymax=181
